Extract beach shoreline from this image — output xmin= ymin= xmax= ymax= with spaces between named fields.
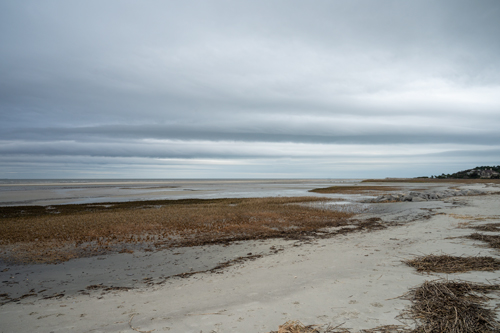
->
xmin=1 ymin=182 xmax=500 ymax=332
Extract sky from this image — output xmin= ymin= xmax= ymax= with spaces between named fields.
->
xmin=1 ymin=1 xmax=499 ymax=179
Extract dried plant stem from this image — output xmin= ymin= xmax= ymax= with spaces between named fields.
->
xmin=405 ymin=254 xmax=500 ymax=274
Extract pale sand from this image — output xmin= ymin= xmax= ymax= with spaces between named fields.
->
xmin=1 ymin=183 xmax=500 ymax=332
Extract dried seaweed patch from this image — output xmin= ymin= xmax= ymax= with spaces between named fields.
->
xmin=405 ymin=254 xmax=500 ymax=274
xmin=467 ymin=233 xmax=500 ymax=249
xmin=360 ymin=326 xmax=409 ymax=333
xmin=269 ymin=322 xmax=409 ymax=333
xmin=269 ymin=280 xmax=500 ymax=333
xmin=471 ymin=223 xmax=500 ymax=232
xmin=268 ymin=320 xmax=346 ymax=333
xmin=403 ymin=280 xmax=500 ymax=333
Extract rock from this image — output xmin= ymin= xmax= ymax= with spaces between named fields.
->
xmin=370 ymin=188 xmax=486 ymax=203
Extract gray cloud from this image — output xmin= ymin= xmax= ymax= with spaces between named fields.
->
xmin=1 ymin=1 xmax=499 ymax=178
xmin=2 ymin=122 xmax=500 ymax=146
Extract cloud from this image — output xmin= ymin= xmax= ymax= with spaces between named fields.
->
xmin=1 ymin=1 xmax=499 ymax=178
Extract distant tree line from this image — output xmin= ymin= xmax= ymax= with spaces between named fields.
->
xmin=419 ymin=166 xmax=500 ymax=179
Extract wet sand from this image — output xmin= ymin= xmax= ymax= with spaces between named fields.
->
xmin=1 ymin=182 xmax=500 ymax=332
xmin=0 ymin=179 xmax=363 ymax=206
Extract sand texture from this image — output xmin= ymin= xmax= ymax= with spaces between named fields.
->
xmin=1 ymin=183 xmax=500 ymax=332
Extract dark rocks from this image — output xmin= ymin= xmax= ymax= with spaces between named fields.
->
xmin=369 ymin=188 xmax=484 ymax=203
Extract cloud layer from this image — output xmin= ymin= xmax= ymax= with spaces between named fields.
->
xmin=1 ymin=1 xmax=499 ymax=178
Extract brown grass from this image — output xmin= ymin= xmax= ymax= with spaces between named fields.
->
xmin=467 ymin=233 xmax=500 ymax=249
xmin=0 ymin=197 xmax=355 ymax=264
xmin=309 ymin=186 xmax=402 ymax=194
xmin=362 ymin=178 xmax=500 ymax=184
xmin=405 ymin=255 xmax=500 ymax=274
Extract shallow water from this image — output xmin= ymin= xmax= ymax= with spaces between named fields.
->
xmin=0 ymin=179 xmax=366 ymax=206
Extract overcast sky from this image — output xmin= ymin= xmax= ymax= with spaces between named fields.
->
xmin=1 ymin=1 xmax=499 ymax=179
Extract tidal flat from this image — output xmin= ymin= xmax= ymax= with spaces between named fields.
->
xmin=1 ymin=180 xmax=500 ymax=332
xmin=0 ymin=179 xmax=365 ymax=206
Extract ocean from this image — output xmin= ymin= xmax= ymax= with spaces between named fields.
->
xmin=0 ymin=179 xmax=365 ymax=206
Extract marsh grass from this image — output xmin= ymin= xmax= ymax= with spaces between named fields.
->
xmin=0 ymin=197 xmax=354 ymax=264
xmin=309 ymin=186 xmax=402 ymax=194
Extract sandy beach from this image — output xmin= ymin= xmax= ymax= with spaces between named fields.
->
xmin=1 ymin=181 xmax=500 ymax=332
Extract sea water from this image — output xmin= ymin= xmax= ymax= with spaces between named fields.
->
xmin=0 ymin=179 xmax=367 ymax=206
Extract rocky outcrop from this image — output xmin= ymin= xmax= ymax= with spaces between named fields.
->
xmin=368 ymin=189 xmax=485 ymax=203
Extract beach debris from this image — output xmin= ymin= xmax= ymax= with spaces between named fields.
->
xmin=268 ymin=320 xmax=323 ymax=333
xmin=467 ymin=233 xmax=500 ymax=249
xmin=83 ymin=284 xmax=132 ymax=292
xmin=269 ymin=321 xmax=409 ymax=333
xmin=402 ymin=280 xmax=500 ymax=333
xmin=269 ymin=280 xmax=500 ymax=333
xmin=42 ymin=293 xmax=65 ymax=299
xmin=470 ymin=223 xmax=500 ymax=232
xmin=86 ymin=284 xmax=106 ymax=290
xmin=358 ymin=326 xmax=409 ymax=332
xmin=404 ymin=254 xmax=500 ymax=274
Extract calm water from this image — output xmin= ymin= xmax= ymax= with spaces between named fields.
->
xmin=0 ymin=179 xmax=367 ymax=206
